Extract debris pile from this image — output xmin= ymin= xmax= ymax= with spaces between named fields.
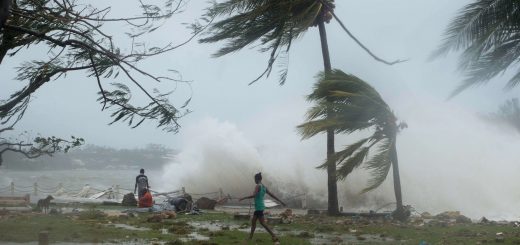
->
xmin=146 ymin=211 xmax=177 ymax=223
xmin=195 ymin=197 xmax=217 ymax=210
xmin=434 ymin=211 xmax=472 ymax=224
xmin=410 ymin=211 xmax=474 ymax=227
xmin=279 ymin=209 xmax=294 ymax=224
xmin=121 ymin=193 xmax=137 ymax=207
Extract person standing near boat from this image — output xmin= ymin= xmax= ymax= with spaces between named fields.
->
xmin=134 ymin=168 xmax=149 ymax=199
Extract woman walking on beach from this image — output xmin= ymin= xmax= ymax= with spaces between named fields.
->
xmin=239 ymin=172 xmax=286 ymax=242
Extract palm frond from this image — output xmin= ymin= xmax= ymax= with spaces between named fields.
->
xmin=433 ymin=0 xmax=520 ymax=93
xmin=297 ymin=118 xmax=343 ymax=139
xmin=336 ymin=146 xmax=370 ymax=180
xmin=361 ymin=139 xmax=393 ymax=193
xmin=200 ymin=0 xmax=331 ymax=84
xmin=335 ymin=137 xmax=370 ymax=164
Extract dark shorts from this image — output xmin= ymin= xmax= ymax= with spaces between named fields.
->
xmin=253 ymin=210 xmax=264 ymax=218
xmin=138 ymin=189 xmax=146 ymax=198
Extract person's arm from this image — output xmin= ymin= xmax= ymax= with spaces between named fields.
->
xmin=146 ymin=176 xmax=149 ymax=189
xmin=266 ymin=188 xmax=286 ymax=206
xmin=239 ymin=185 xmax=259 ymax=202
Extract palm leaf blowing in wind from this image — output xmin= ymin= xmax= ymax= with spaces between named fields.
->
xmin=434 ymin=0 xmax=520 ymax=96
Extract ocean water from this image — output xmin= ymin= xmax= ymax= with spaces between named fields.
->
xmin=0 ymin=169 xmax=167 ymax=197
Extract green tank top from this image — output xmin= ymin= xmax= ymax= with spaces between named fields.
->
xmin=254 ymin=184 xmax=266 ymax=211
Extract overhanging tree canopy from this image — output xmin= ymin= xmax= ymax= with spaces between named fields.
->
xmin=0 ymin=0 xmax=206 ymax=132
xmin=0 ymin=0 xmax=207 ymax=164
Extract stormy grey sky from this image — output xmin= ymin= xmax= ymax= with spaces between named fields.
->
xmin=1 ymin=0 xmax=518 ymax=149
xmin=3 ymin=0 xmax=520 ymax=218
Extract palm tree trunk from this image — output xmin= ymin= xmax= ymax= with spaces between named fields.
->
xmin=318 ymin=19 xmax=339 ymax=216
xmin=0 ymin=0 xmax=11 ymax=30
xmin=390 ymin=138 xmax=403 ymax=211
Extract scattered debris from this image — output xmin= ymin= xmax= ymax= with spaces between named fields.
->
xmin=435 ymin=211 xmax=461 ymax=220
xmin=420 ymin=212 xmax=433 ymax=219
xmin=456 ymin=215 xmax=472 ymax=224
xmin=168 ymin=195 xmax=191 ymax=212
xmin=479 ymin=217 xmax=490 ymax=224
xmin=0 ymin=194 xmax=30 ymax=207
xmin=279 ymin=209 xmax=294 ymax=224
xmin=49 ymin=208 xmax=59 ymax=215
xmin=146 ymin=211 xmax=177 ymax=223
xmin=121 ymin=193 xmax=137 ymax=207
xmin=495 ymin=232 xmax=505 ymax=243
xmin=195 ymin=197 xmax=217 ymax=210
xmin=166 ymin=211 xmax=177 ymax=219
xmin=433 ymin=211 xmax=472 ymax=224
xmin=392 ymin=205 xmax=412 ymax=221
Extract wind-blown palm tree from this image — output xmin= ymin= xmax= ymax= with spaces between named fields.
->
xmin=199 ymin=0 xmax=402 ymax=215
xmin=488 ymin=98 xmax=520 ymax=133
xmin=434 ymin=0 xmax=520 ymax=96
xmin=298 ymin=69 xmax=407 ymax=218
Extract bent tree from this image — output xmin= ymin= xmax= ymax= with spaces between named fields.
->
xmin=199 ymin=0 xmax=403 ymax=215
xmin=0 ymin=0 xmax=205 ymax=164
xmin=298 ymin=69 xmax=408 ymax=220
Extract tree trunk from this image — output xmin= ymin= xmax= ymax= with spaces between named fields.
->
xmin=318 ymin=19 xmax=339 ymax=216
xmin=0 ymin=0 xmax=11 ymax=30
xmin=390 ymin=138 xmax=403 ymax=210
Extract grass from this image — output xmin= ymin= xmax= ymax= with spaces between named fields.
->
xmin=0 ymin=214 xmax=166 ymax=243
xmin=1 ymin=208 xmax=520 ymax=244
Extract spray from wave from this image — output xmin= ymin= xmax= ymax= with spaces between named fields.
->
xmin=160 ymin=97 xmax=520 ymax=220
xmin=159 ymin=117 xmax=326 ymax=206
xmin=160 ymin=118 xmax=263 ymax=195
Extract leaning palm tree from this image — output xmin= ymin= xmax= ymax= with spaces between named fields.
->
xmin=298 ymin=69 xmax=407 ymax=219
xmin=200 ymin=0 xmax=402 ymax=216
xmin=487 ymin=98 xmax=520 ymax=133
xmin=434 ymin=0 xmax=520 ymax=96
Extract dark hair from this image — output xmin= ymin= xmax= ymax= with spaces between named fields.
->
xmin=254 ymin=172 xmax=262 ymax=182
xmin=140 ymin=168 xmax=145 ymax=173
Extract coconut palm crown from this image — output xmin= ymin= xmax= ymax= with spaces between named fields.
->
xmin=298 ymin=69 xmax=406 ymax=193
xmin=434 ymin=0 xmax=520 ymax=95
xmin=200 ymin=0 xmax=335 ymax=85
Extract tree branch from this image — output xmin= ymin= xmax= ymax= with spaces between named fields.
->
xmin=317 ymin=0 xmax=407 ymax=65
